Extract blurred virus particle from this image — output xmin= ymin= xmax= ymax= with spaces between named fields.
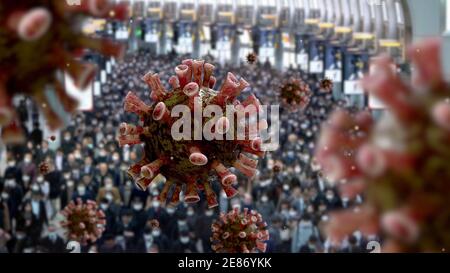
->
xmin=119 ymin=59 xmax=266 ymax=209
xmin=210 ymin=208 xmax=269 ymax=253
xmin=246 ymin=52 xmax=258 ymax=65
xmin=39 ymin=162 xmax=50 ymax=175
xmin=279 ymin=78 xmax=312 ymax=112
xmin=315 ymin=38 xmax=450 ymax=252
xmin=149 ymin=219 xmax=160 ymax=229
xmin=49 ymin=135 xmax=56 ymax=142
xmin=60 ymin=198 xmax=106 ymax=245
xmin=0 ymin=0 xmax=128 ymax=144
xmin=272 ymin=160 xmax=283 ymax=173
xmin=319 ymin=78 xmax=334 ymax=92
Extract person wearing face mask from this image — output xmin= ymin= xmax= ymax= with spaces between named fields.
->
xmin=2 ymin=176 xmax=24 ymax=221
xmin=42 ymin=161 xmax=62 ymax=217
xmin=98 ymin=234 xmax=123 ymax=253
xmin=96 ymin=177 xmax=121 ymax=205
xmin=324 ymin=189 xmax=342 ymax=211
xmin=36 ymin=141 xmax=55 ymax=164
xmin=0 ymin=195 xmax=11 ymax=232
xmin=38 ymin=225 xmax=65 ymax=253
xmin=128 ymin=198 xmax=147 ymax=234
xmin=19 ymin=153 xmax=36 ymax=185
xmin=195 ymin=208 xmax=216 ymax=253
xmin=60 ymin=131 xmax=75 ymax=155
xmin=171 ymin=229 xmax=197 ymax=253
xmin=299 ymin=235 xmax=321 ymax=253
xmin=29 ymin=122 xmax=43 ymax=147
xmin=4 ymin=157 xmax=23 ymax=186
xmin=72 ymin=181 xmax=94 ymax=202
xmin=291 ymin=214 xmax=319 ymax=253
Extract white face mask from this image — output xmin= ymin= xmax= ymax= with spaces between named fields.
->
xmin=37 ymin=176 xmax=44 ymax=183
xmin=100 ymin=203 xmax=109 ymax=210
xmin=105 ymin=183 xmax=113 ymax=190
xmin=261 ymin=196 xmax=269 ymax=203
xmin=151 ymin=229 xmax=161 ymax=237
xmin=23 ymin=175 xmax=30 ymax=182
xmin=133 ymin=203 xmax=143 ymax=211
xmin=187 ymin=210 xmax=194 ymax=216
xmin=24 ymin=158 xmax=31 ymax=164
xmin=7 ymin=161 xmax=16 ymax=167
xmin=77 ymin=186 xmax=86 ymax=195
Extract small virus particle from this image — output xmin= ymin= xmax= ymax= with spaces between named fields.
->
xmin=119 ymin=59 xmax=266 ymax=209
xmin=272 ymin=160 xmax=283 ymax=173
xmin=279 ymin=78 xmax=312 ymax=112
xmin=246 ymin=52 xmax=258 ymax=65
xmin=39 ymin=162 xmax=50 ymax=175
xmin=60 ymin=198 xmax=106 ymax=245
xmin=316 ymin=38 xmax=450 ymax=252
xmin=49 ymin=135 xmax=56 ymax=142
xmin=210 ymin=208 xmax=269 ymax=253
xmin=320 ymin=78 xmax=334 ymax=92
xmin=0 ymin=0 xmax=128 ymax=144
xmin=149 ymin=219 xmax=160 ymax=229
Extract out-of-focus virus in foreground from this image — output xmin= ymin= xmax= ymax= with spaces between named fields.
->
xmin=119 ymin=59 xmax=266 ymax=209
xmin=210 ymin=208 xmax=269 ymax=253
xmin=246 ymin=52 xmax=258 ymax=65
xmin=279 ymin=78 xmax=312 ymax=112
xmin=315 ymin=38 xmax=450 ymax=252
xmin=60 ymin=198 xmax=106 ymax=245
xmin=0 ymin=0 xmax=127 ymax=144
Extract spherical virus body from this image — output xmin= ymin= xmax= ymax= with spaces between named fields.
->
xmin=319 ymin=78 xmax=334 ymax=93
xmin=279 ymin=78 xmax=312 ymax=112
xmin=315 ymin=38 xmax=450 ymax=252
xmin=0 ymin=0 xmax=128 ymax=144
xmin=210 ymin=208 xmax=269 ymax=253
xmin=60 ymin=198 xmax=106 ymax=245
xmin=119 ymin=59 xmax=266 ymax=208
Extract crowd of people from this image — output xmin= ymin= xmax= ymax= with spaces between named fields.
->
xmin=0 ymin=50 xmax=377 ymax=253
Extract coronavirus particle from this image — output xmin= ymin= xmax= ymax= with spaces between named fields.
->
xmin=60 ymin=198 xmax=106 ymax=245
xmin=119 ymin=59 xmax=266 ymax=209
xmin=246 ymin=52 xmax=258 ymax=65
xmin=319 ymin=78 xmax=333 ymax=93
xmin=279 ymin=78 xmax=312 ymax=112
xmin=0 ymin=0 xmax=127 ymax=144
xmin=315 ymin=38 xmax=450 ymax=252
xmin=210 ymin=208 xmax=269 ymax=253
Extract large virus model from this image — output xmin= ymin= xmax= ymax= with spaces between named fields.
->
xmin=60 ymin=198 xmax=106 ymax=245
xmin=0 ymin=0 xmax=127 ymax=144
xmin=315 ymin=38 xmax=450 ymax=252
xmin=119 ymin=59 xmax=266 ymax=208
xmin=210 ymin=208 xmax=269 ymax=253
xmin=279 ymin=78 xmax=312 ymax=112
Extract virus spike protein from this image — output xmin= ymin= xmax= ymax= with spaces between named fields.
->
xmin=210 ymin=208 xmax=269 ymax=253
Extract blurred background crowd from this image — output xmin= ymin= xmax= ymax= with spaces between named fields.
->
xmin=0 ymin=51 xmax=376 ymax=253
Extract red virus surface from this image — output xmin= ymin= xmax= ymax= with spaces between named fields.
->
xmin=49 ymin=135 xmax=56 ymax=142
xmin=315 ymin=38 xmax=450 ymax=252
xmin=0 ymin=0 xmax=127 ymax=144
xmin=149 ymin=219 xmax=160 ymax=229
xmin=60 ymin=198 xmax=106 ymax=245
xmin=246 ymin=52 xmax=258 ymax=65
xmin=39 ymin=162 xmax=50 ymax=175
xmin=210 ymin=208 xmax=269 ymax=253
xmin=119 ymin=59 xmax=266 ymax=209
xmin=279 ymin=78 xmax=312 ymax=112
